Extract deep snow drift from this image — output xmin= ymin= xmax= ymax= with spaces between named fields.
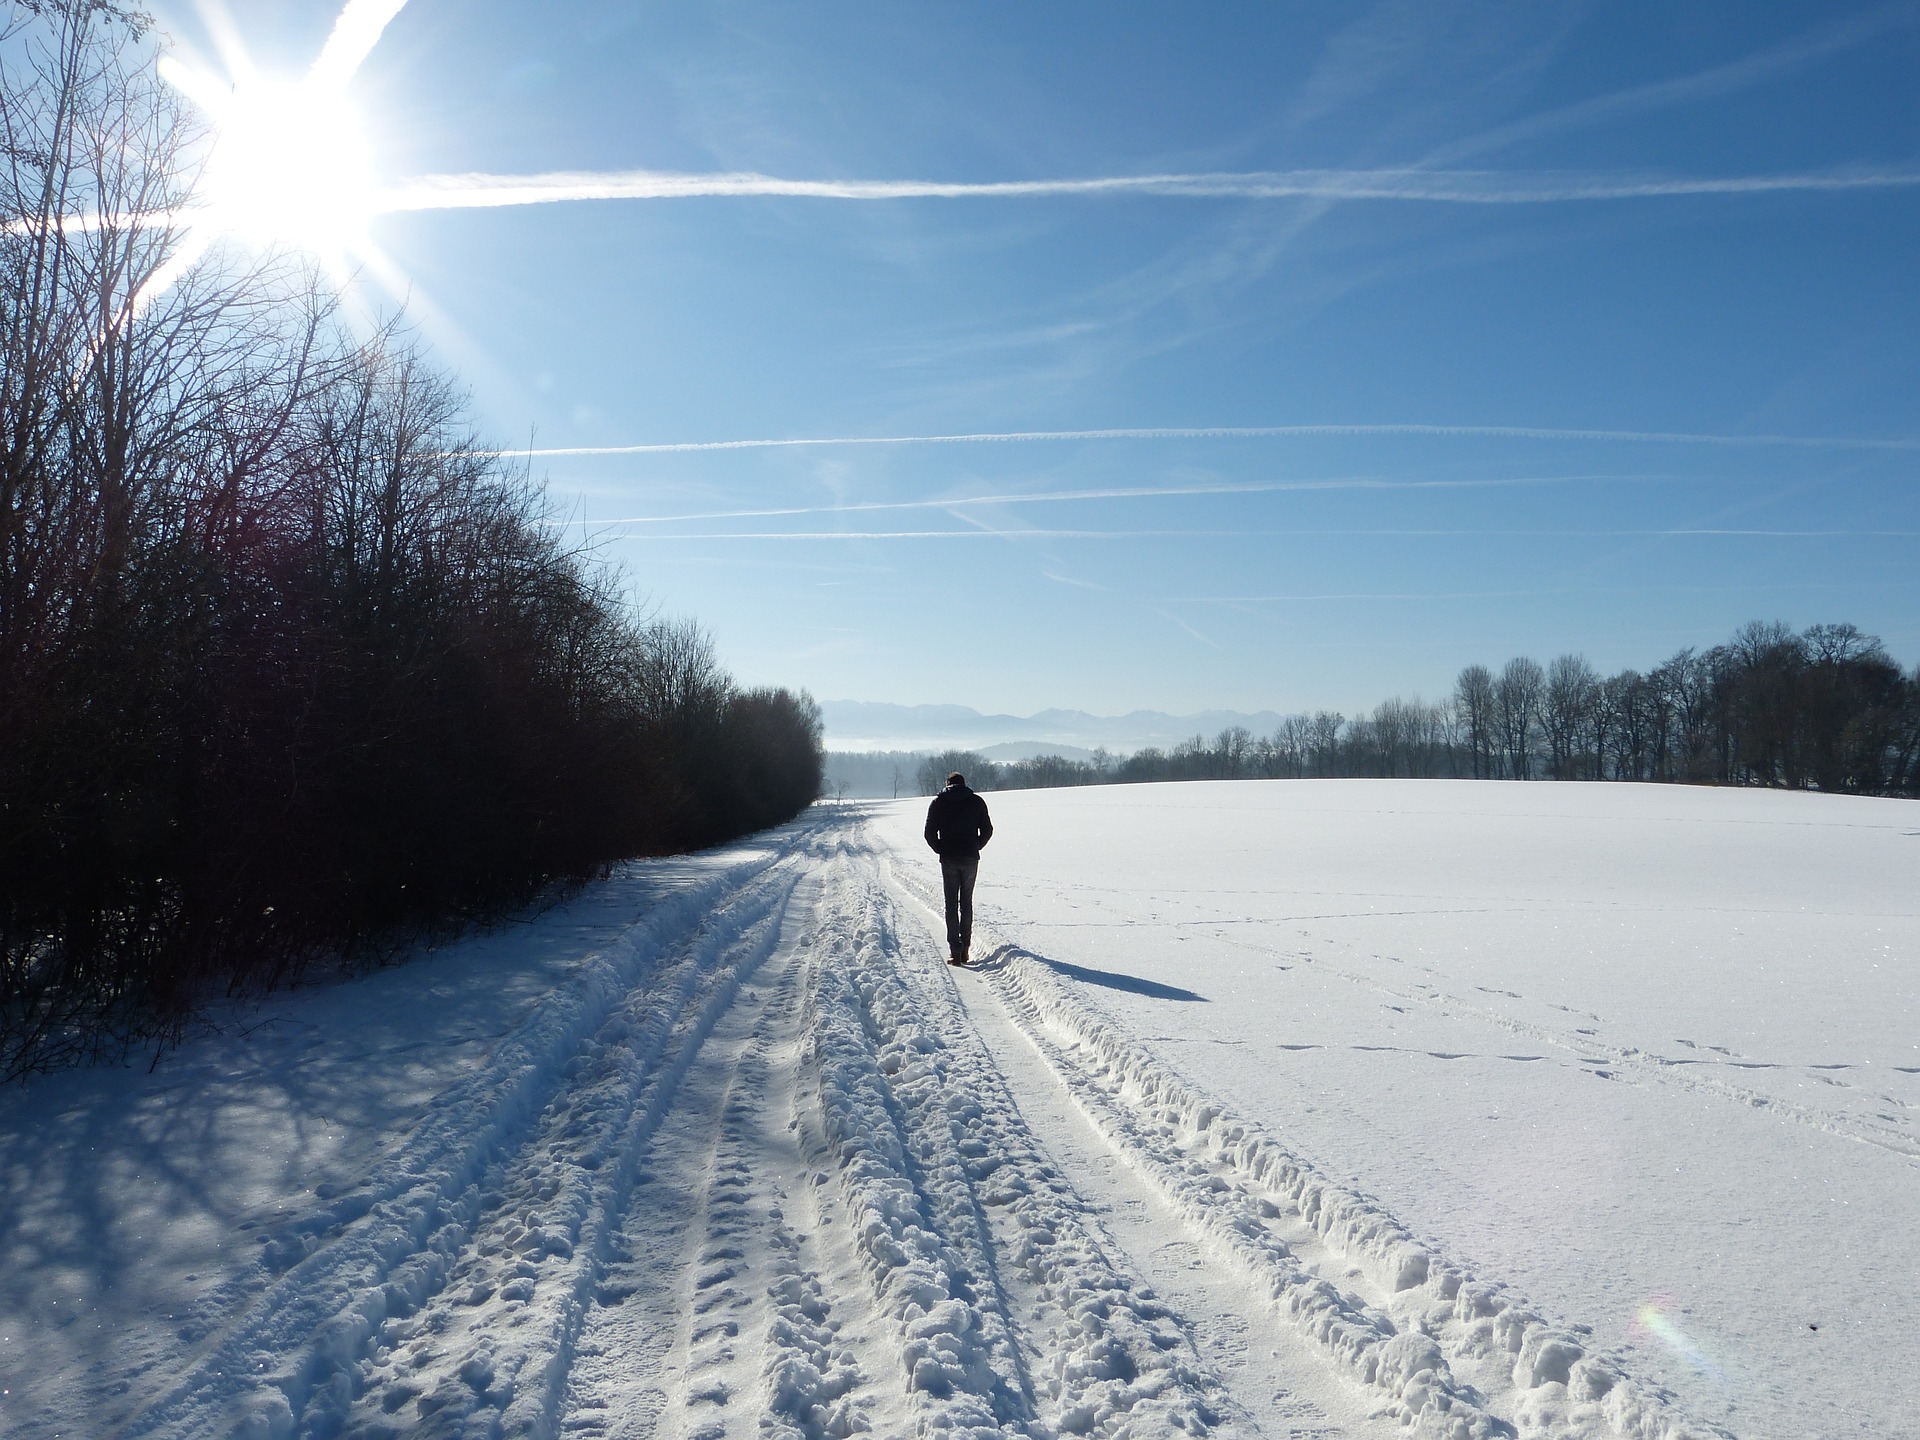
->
xmin=0 ymin=781 xmax=1911 ymax=1440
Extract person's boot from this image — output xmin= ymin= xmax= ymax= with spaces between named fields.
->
xmin=949 ymin=941 xmax=964 ymax=966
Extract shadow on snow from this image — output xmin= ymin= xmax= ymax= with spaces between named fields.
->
xmin=975 ymin=945 xmax=1207 ymax=1003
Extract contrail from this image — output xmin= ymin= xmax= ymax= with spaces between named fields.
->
xmin=588 ymin=527 xmax=1920 ymax=542
xmin=1170 ymin=579 xmax=1920 ymax=603
xmin=309 ymin=0 xmax=411 ymax=91
xmin=597 ymin=529 xmax=1384 ymax=540
xmin=595 ymin=529 xmax=1298 ymax=540
xmin=59 ymin=161 xmax=1920 ymax=241
xmin=56 ymin=161 xmax=1920 ymax=238
xmin=514 ymin=422 xmax=1920 ymax=458
xmin=373 ymin=165 xmax=1920 ymax=215
xmin=570 ymin=474 xmax=1678 ymax=526
xmin=2 ymin=209 xmax=178 ymax=237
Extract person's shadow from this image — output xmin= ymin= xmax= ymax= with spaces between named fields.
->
xmin=972 ymin=944 xmax=1207 ymax=1003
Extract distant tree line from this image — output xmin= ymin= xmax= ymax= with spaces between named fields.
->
xmin=915 ymin=621 xmax=1920 ymax=799
xmin=0 ymin=7 xmax=821 ymax=1077
xmin=822 ymin=750 xmax=925 ymax=799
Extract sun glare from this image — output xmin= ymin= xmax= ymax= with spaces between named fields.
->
xmin=206 ymin=79 xmax=374 ymax=254
xmin=159 ymin=52 xmax=378 ymax=267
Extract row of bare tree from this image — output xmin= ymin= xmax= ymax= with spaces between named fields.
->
xmin=0 ymin=5 xmax=822 ymax=1076
xmin=1444 ymin=623 xmax=1915 ymax=790
xmin=916 ymin=621 xmax=1919 ymax=798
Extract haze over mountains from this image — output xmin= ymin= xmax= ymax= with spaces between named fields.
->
xmin=821 ymin=700 xmax=1286 ymax=756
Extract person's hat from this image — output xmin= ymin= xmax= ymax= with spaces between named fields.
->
xmin=946 ymin=771 xmax=965 ymax=788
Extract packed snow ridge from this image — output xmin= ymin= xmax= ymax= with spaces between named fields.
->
xmin=6 ymin=780 xmax=1914 ymax=1439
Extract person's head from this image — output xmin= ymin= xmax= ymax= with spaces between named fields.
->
xmin=946 ymin=771 xmax=965 ymax=790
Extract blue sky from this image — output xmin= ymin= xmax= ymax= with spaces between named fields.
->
xmin=155 ymin=1 xmax=1919 ymax=715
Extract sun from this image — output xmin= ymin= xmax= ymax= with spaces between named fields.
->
xmin=206 ymin=77 xmax=375 ymax=255
xmin=160 ymin=55 xmax=377 ymax=266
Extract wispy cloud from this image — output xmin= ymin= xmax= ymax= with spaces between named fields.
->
xmin=524 ymin=423 xmax=1918 ymax=458
xmin=1152 ymin=607 xmax=1223 ymax=649
xmin=1427 ymin=4 xmax=1920 ymax=168
xmin=374 ymin=165 xmax=1920 ymax=215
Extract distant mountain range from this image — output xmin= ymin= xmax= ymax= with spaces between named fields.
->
xmin=821 ymin=701 xmax=1286 ymax=756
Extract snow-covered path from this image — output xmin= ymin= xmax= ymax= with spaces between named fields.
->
xmin=8 ymin=783 xmax=1906 ymax=1439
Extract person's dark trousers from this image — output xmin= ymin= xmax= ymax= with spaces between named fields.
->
xmin=940 ymin=854 xmax=979 ymax=957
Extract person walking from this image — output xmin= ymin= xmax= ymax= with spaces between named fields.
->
xmin=924 ymin=771 xmax=993 ymax=965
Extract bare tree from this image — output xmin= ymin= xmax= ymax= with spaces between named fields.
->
xmin=1543 ymin=654 xmax=1599 ymax=779
xmin=0 ymin=5 xmax=828 ymax=1077
xmin=1216 ymin=725 xmax=1253 ymax=778
xmin=1306 ymin=711 xmax=1343 ymax=777
xmin=1269 ymin=715 xmax=1308 ymax=778
xmin=1495 ymin=657 xmax=1544 ymax=780
xmin=1453 ymin=665 xmax=1497 ymax=778
xmin=637 ymin=617 xmax=731 ymax=732
xmin=1415 ymin=697 xmax=1457 ymax=777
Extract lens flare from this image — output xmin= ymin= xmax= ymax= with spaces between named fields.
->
xmin=1631 ymin=1299 xmax=1722 ymax=1381
xmin=149 ymin=0 xmax=400 ymax=283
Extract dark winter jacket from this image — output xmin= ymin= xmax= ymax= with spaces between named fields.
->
xmin=924 ymin=784 xmax=993 ymax=858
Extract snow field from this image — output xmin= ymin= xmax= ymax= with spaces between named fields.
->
xmin=10 ymin=781 xmax=1907 ymax=1440
xmin=886 ymin=851 xmax=1721 ymax=1440
xmin=18 ymin=815 xmax=1299 ymax=1439
xmin=868 ymin=779 xmax=1920 ymax=1440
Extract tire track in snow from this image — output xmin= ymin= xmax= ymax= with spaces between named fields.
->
xmin=562 ymin=820 xmax=1256 ymax=1439
xmin=114 ymin=822 xmax=820 ymax=1440
xmin=877 ymin=851 xmax=1734 ymax=1440
xmin=560 ymin=861 xmax=887 ymax=1439
xmin=807 ymin=833 xmax=1250 ymax=1436
xmin=114 ymin=813 xmax=1269 ymax=1440
xmin=872 ymin=856 xmax=1371 ymax=1440
xmin=337 ymin=860 xmax=802 ymax=1439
